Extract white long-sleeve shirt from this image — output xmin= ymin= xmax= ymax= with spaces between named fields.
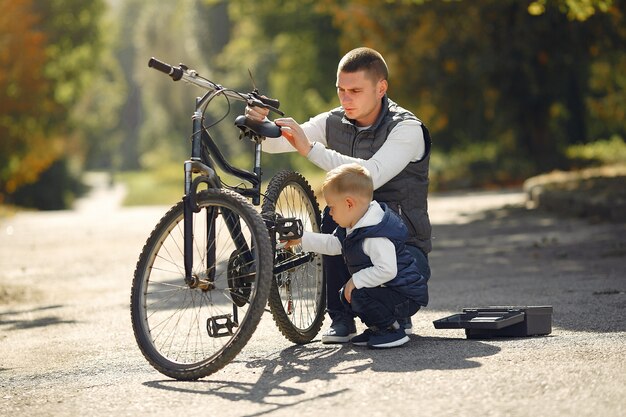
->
xmin=262 ymin=112 xmax=425 ymax=190
xmin=300 ymin=201 xmax=397 ymax=289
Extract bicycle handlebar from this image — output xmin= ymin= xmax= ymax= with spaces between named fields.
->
xmin=148 ymin=57 xmax=283 ymax=115
xmin=148 ymin=57 xmax=184 ymax=80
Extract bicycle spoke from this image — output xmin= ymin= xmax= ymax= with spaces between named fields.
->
xmin=131 ymin=189 xmax=272 ymax=379
xmin=262 ymin=171 xmax=325 ymax=343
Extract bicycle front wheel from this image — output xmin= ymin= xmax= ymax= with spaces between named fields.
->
xmin=262 ymin=170 xmax=325 ymax=344
xmin=131 ymin=189 xmax=273 ymax=380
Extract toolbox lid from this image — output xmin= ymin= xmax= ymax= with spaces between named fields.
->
xmin=433 ymin=306 xmax=552 ymax=330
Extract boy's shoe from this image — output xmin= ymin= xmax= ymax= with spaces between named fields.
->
xmin=350 ymin=329 xmax=374 ymax=347
xmin=398 ymin=317 xmax=413 ymax=335
xmin=321 ymin=320 xmax=357 ymax=344
xmin=367 ymin=325 xmax=409 ymax=349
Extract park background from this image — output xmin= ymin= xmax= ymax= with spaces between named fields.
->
xmin=1 ymin=3 xmax=625 ymax=415
xmin=1 ymin=0 xmax=625 ymax=210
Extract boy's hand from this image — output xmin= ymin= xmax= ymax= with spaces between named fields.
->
xmin=280 ymin=238 xmax=302 ymax=249
xmin=343 ymin=278 xmax=355 ymax=304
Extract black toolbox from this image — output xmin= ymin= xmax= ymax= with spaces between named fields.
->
xmin=433 ymin=306 xmax=553 ymax=339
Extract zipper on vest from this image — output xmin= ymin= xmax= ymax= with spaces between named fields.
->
xmin=351 ymin=129 xmax=369 ymax=156
xmin=398 ymin=204 xmax=403 ymax=216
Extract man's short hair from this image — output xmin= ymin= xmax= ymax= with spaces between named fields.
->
xmin=322 ymin=163 xmax=373 ymax=201
xmin=338 ymin=47 xmax=389 ymax=82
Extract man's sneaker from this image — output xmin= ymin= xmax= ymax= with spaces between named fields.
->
xmin=398 ymin=317 xmax=413 ymax=335
xmin=321 ymin=320 xmax=357 ymax=344
xmin=350 ymin=329 xmax=373 ymax=347
xmin=367 ymin=325 xmax=409 ymax=349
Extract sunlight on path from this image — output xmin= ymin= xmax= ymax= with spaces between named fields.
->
xmin=429 ymin=189 xmax=526 ymax=224
xmin=73 ymin=172 xmax=127 ymax=213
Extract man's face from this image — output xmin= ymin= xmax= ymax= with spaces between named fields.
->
xmin=336 ymin=70 xmax=387 ymax=127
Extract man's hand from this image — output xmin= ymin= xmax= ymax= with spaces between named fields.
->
xmin=245 ymin=105 xmax=270 ymax=122
xmin=274 ymin=118 xmax=313 ymax=156
xmin=343 ymin=278 xmax=356 ymax=304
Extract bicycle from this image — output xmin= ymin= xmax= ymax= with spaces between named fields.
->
xmin=130 ymin=57 xmax=325 ymax=380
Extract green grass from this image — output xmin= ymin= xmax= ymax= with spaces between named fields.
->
xmin=116 ymin=163 xmax=327 ymax=207
xmin=116 ymin=164 xmax=184 ymax=206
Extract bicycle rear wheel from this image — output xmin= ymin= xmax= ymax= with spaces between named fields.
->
xmin=262 ymin=170 xmax=325 ymax=344
xmin=131 ymin=189 xmax=272 ymax=380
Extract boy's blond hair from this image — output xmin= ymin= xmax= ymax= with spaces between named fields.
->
xmin=322 ymin=163 xmax=373 ymax=201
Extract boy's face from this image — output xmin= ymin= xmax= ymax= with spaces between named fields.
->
xmin=325 ymin=192 xmax=358 ymax=229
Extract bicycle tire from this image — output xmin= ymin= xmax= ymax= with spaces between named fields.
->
xmin=262 ymin=170 xmax=325 ymax=344
xmin=131 ymin=189 xmax=273 ymax=380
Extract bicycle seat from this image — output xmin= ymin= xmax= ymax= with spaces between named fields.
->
xmin=234 ymin=115 xmax=281 ymax=138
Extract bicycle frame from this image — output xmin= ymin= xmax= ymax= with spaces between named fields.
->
xmin=147 ymin=57 xmax=309 ymax=290
xmin=132 ymin=58 xmax=326 ymax=381
xmin=186 ymin=99 xmax=263 ymax=204
xmin=183 ymin=94 xmax=264 ymax=288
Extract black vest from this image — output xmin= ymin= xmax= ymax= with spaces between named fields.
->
xmin=325 ymin=96 xmax=432 ymax=254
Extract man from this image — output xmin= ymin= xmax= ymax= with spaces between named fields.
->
xmin=247 ymin=47 xmax=432 ymax=343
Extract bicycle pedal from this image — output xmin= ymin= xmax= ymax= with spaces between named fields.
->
xmin=206 ymin=314 xmax=238 ymax=338
xmin=275 ymin=217 xmax=303 ymax=240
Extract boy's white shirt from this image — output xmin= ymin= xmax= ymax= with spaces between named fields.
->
xmin=300 ymin=201 xmax=398 ymax=289
xmin=262 ymin=112 xmax=425 ymax=190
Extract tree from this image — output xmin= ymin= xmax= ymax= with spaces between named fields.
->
xmin=207 ymin=0 xmax=340 ymax=176
xmin=99 ymin=0 xmax=340 ymax=176
xmin=0 ymin=0 xmax=60 ymax=199
xmin=319 ymin=0 xmax=625 ymax=178
xmin=0 ymin=0 xmax=106 ymax=208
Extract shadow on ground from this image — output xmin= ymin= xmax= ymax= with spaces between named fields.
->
xmin=0 ymin=304 xmax=76 ymax=330
xmin=137 ymin=200 xmax=624 ymax=416
xmin=144 ymin=338 xmax=500 ymax=415
xmin=428 ymin=204 xmax=626 ymax=333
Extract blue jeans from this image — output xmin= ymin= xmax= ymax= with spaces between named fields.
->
xmin=340 ymin=285 xmax=421 ymax=329
xmin=322 ymin=206 xmax=431 ymax=323
xmin=321 ymin=206 xmax=352 ymax=322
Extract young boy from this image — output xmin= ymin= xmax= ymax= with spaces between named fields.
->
xmin=286 ymin=163 xmax=428 ymax=348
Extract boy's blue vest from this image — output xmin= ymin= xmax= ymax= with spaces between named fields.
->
xmin=334 ymin=204 xmax=429 ymax=306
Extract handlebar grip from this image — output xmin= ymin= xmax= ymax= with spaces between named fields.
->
xmin=148 ymin=57 xmax=183 ymax=81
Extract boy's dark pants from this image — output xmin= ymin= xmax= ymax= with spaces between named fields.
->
xmin=322 ymin=206 xmax=430 ymax=324
xmin=340 ymin=286 xmax=421 ymax=330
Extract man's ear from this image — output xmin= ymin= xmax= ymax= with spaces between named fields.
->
xmin=377 ymin=79 xmax=388 ymax=98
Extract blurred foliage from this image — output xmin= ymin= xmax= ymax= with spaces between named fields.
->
xmin=319 ymin=0 xmax=625 ymax=176
xmin=566 ymin=135 xmax=626 ymax=166
xmin=528 ymin=0 xmax=614 ymax=20
xmin=9 ymin=159 xmax=87 ymax=210
xmin=430 ymin=142 xmax=537 ymax=190
xmin=0 ymin=0 xmax=59 ymax=198
xmin=0 ymin=0 xmax=105 ymax=208
xmin=2 ymin=0 xmax=626 ymax=209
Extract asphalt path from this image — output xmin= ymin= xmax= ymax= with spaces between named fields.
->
xmin=1 ymin=175 xmax=624 ymax=417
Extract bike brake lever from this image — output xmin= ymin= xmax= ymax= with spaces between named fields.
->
xmin=248 ymin=97 xmax=285 ymax=116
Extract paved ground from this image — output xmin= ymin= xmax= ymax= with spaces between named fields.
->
xmin=1 ymin=175 xmax=624 ymax=417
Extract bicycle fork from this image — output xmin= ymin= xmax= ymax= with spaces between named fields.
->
xmin=183 ymin=107 xmax=221 ymax=289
